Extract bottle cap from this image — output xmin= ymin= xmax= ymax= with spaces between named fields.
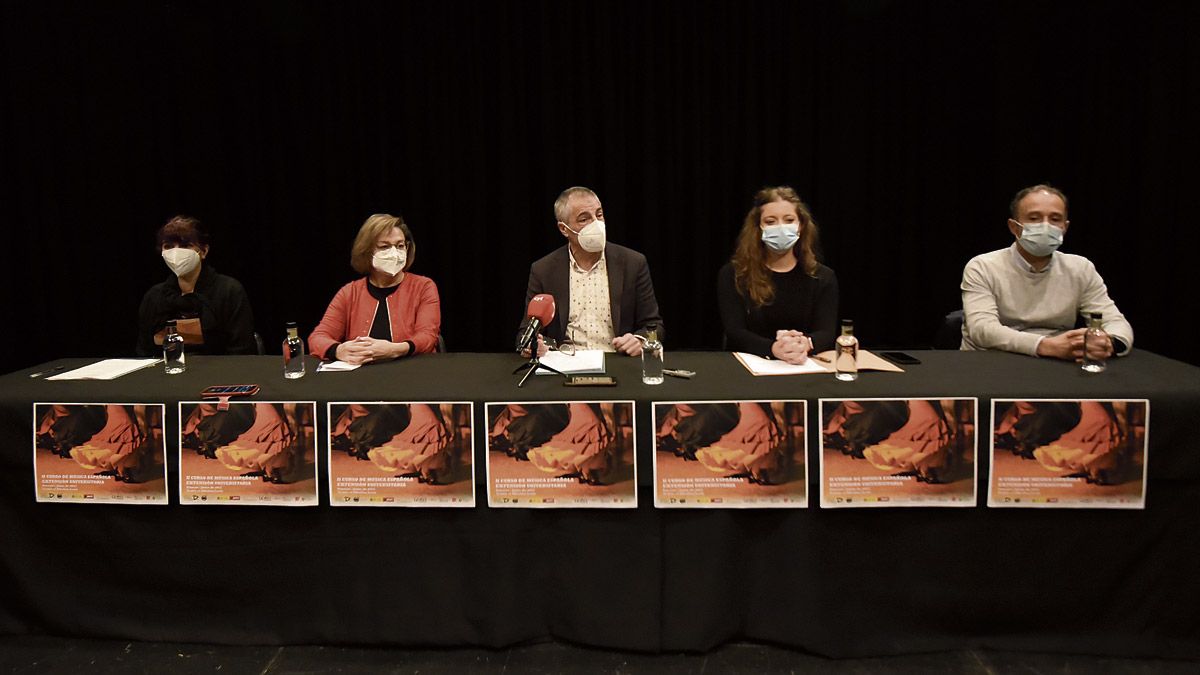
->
xmin=1091 ymin=312 xmax=1102 ymax=320
xmin=166 ymin=320 xmax=177 ymax=327
xmin=286 ymin=321 xmax=297 ymax=328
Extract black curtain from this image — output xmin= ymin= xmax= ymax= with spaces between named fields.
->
xmin=2 ymin=0 xmax=1196 ymax=369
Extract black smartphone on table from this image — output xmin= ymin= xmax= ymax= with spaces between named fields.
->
xmin=879 ymin=351 xmax=921 ymax=365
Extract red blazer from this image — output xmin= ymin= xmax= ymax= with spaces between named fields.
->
xmin=309 ymin=274 xmax=441 ymax=359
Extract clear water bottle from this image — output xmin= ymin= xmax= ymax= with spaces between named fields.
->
xmin=834 ymin=319 xmax=858 ymax=382
xmin=1082 ymin=312 xmax=1108 ymax=374
xmin=641 ymin=329 xmax=664 ymax=385
xmin=163 ymin=320 xmax=186 ymax=375
xmin=283 ymin=321 xmax=306 ymax=379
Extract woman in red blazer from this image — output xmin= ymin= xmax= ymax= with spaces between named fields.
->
xmin=309 ymin=214 xmax=441 ymax=363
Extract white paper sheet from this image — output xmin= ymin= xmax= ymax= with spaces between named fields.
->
xmin=535 ymin=349 xmax=606 ymax=374
xmin=46 ymin=358 xmax=162 ymax=380
xmin=733 ymin=352 xmax=829 ymax=375
xmin=316 ymin=360 xmax=363 ymax=372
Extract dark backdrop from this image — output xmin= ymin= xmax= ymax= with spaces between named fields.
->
xmin=2 ymin=0 xmax=1196 ymax=370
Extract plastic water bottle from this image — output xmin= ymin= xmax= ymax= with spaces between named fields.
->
xmin=1082 ymin=312 xmax=1108 ymax=374
xmin=642 ymin=330 xmax=664 ymax=385
xmin=834 ymin=319 xmax=858 ymax=382
xmin=283 ymin=321 xmax=306 ymax=379
xmin=163 ymin=320 xmax=186 ymax=375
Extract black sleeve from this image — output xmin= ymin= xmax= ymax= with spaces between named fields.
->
xmin=1112 ymin=336 xmax=1128 ymax=356
xmin=807 ymin=267 xmax=840 ymax=353
xmin=631 ymin=253 xmax=664 ymax=342
xmin=220 ymin=279 xmax=258 ymax=355
xmin=135 ymin=288 xmax=158 ymax=357
xmin=717 ymin=263 xmax=774 ymax=357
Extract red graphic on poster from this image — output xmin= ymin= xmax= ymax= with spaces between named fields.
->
xmin=328 ymin=402 xmax=474 ymax=506
xmin=34 ymin=403 xmax=168 ymax=504
xmin=653 ymin=401 xmax=807 ymax=508
xmin=179 ymin=401 xmax=318 ymax=505
xmin=989 ymin=399 xmax=1148 ymax=508
xmin=486 ymin=401 xmax=636 ymax=507
xmin=820 ymin=398 xmax=977 ymax=507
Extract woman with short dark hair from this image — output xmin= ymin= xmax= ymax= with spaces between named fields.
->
xmin=136 ymin=216 xmax=256 ymax=356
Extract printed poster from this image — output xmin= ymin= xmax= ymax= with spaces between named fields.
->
xmin=178 ymin=401 xmax=318 ymax=506
xmin=33 ymin=403 xmax=168 ymax=504
xmin=486 ymin=401 xmax=636 ymax=507
xmin=820 ymin=398 xmax=978 ymax=507
xmin=327 ymin=402 xmax=475 ymax=506
xmin=652 ymin=401 xmax=808 ymax=508
xmin=988 ymin=399 xmax=1149 ymax=509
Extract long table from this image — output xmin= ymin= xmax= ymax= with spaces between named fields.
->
xmin=2 ymin=350 xmax=1198 ymax=657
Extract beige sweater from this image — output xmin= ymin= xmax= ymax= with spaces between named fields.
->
xmin=960 ymin=244 xmax=1133 ymax=356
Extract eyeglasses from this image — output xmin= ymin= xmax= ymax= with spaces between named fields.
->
xmin=546 ymin=327 xmax=578 ymax=356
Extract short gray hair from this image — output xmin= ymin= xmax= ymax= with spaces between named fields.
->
xmin=1010 ymin=184 xmax=1068 ymax=219
xmin=554 ymin=186 xmax=599 ymax=224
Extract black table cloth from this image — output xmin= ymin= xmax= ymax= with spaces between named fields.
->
xmin=2 ymin=350 xmax=1198 ymax=657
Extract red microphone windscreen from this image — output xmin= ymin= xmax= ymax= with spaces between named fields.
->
xmin=527 ymin=294 xmax=556 ymax=325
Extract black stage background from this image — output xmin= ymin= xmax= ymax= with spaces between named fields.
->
xmin=1 ymin=1 xmax=1197 ymax=370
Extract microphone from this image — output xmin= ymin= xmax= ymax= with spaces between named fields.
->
xmin=517 ymin=294 xmax=556 ymax=352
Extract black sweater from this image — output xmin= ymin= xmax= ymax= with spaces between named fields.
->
xmin=717 ymin=261 xmax=839 ymax=357
xmin=136 ymin=264 xmax=256 ymax=356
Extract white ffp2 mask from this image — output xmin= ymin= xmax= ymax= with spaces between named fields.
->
xmin=162 ymin=248 xmax=201 ymax=277
xmin=571 ymin=220 xmax=606 ymax=253
xmin=372 ymin=248 xmax=406 ymax=276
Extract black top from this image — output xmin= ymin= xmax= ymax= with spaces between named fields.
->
xmin=136 ymin=264 xmax=256 ymax=356
xmin=717 ymin=260 xmax=839 ymax=357
xmin=367 ymin=282 xmax=401 ymax=340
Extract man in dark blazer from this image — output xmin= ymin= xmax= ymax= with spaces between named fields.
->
xmin=520 ymin=186 xmax=664 ymax=357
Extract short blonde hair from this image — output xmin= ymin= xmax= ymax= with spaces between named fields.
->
xmin=350 ymin=213 xmax=415 ymax=275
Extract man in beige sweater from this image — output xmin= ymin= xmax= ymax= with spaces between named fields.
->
xmin=960 ymin=184 xmax=1133 ymax=360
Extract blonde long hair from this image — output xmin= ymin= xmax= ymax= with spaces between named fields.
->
xmin=731 ymin=186 xmax=820 ymax=308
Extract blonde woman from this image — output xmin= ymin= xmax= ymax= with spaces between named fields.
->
xmin=309 ymin=214 xmax=441 ymax=363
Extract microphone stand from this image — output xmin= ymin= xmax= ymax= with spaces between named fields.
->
xmin=513 ymin=332 xmax=568 ymax=387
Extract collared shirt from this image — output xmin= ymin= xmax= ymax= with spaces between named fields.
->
xmin=567 ymin=249 xmax=615 ymax=351
xmin=1009 ymin=242 xmax=1055 ymax=274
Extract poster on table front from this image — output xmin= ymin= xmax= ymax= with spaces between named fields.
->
xmin=33 ymin=403 xmax=168 ymax=504
xmin=652 ymin=401 xmax=808 ymax=508
xmin=178 ymin=401 xmax=318 ymax=506
xmin=988 ymin=399 xmax=1149 ymax=509
xmin=819 ymin=398 xmax=978 ymax=508
xmin=485 ymin=401 xmax=637 ymax=508
xmin=327 ymin=402 xmax=475 ymax=506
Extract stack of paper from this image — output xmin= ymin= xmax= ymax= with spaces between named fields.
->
xmin=535 ymin=349 xmax=606 ymax=375
xmin=733 ymin=352 xmax=828 ymax=375
xmin=46 ymin=359 xmax=162 ymax=381
xmin=733 ymin=350 xmax=904 ymax=376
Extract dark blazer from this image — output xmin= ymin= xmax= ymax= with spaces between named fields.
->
xmin=520 ymin=243 xmax=664 ymax=347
